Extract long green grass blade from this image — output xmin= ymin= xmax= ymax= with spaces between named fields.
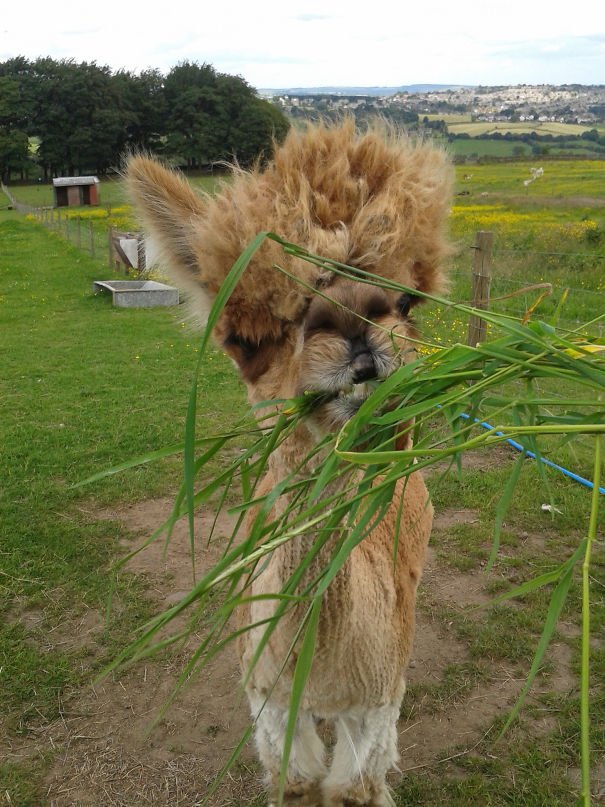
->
xmin=477 ymin=539 xmax=587 ymax=610
xmin=278 ymin=598 xmax=321 ymax=805
xmin=486 ymin=419 xmax=526 ymax=572
xmin=72 ymin=441 xmax=191 ymax=487
xmin=581 ymin=436 xmax=602 ymax=807
xmin=98 ymin=232 xmax=605 ymax=800
xmin=498 ymin=563 xmax=577 ymax=738
xmin=183 ymin=231 xmax=270 ymax=580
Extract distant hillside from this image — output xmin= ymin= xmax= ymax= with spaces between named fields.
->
xmin=259 ymin=84 xmax=469 ymax=98
xmin=270 ymin=84 xmax=605 ymax=162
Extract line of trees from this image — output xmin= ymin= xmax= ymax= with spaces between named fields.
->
xmin=0 ymin=57 xmax=290 ymax=182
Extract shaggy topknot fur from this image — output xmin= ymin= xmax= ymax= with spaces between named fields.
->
xmin=127 ymin=121 xmax=453 ymax=344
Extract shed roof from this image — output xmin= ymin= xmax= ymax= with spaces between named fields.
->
xmin=53 ymin=176 xmax=100 ymax=187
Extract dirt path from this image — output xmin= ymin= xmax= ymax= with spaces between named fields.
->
xmin=33 ymin=497 xmax=577 ymax=806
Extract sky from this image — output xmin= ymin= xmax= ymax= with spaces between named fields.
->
xmin=2 ymin=0 xmax=604 ymax=89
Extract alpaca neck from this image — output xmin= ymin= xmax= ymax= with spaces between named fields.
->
xmin=267 ymin=422 xmax=354 ymax=586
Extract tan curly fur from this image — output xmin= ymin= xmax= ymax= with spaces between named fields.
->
xmin=127 ymin=120 xmax=452 ymax=342
xmin=127 ymin=121 xmax=453 ymax=807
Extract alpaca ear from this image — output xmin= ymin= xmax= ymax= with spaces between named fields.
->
xmin=126 ymin=156 xmax=210 ymax=310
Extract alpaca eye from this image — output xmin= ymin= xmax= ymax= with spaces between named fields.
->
xmin=224 ymin=333 xmax=257 ymax=360
xmin=305 ymin=313 xmax=337 ymax=335
xmin=397 ymin=293 xmax=418 ymax=317
xmin=366 ymin=304 xmax=391 ymax=321
xmin=364 ymin=292 xmax=391 ymax=322
xmin=307 ymin=320 xmax=335 ymax=333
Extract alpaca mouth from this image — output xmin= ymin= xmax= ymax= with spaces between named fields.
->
xmin=303 ymin=381 xmax=376 ymax=425
xmin=338 ymin=382 xmax=372 ymax=402
xmin=321 ymin=381 xmax=373 ymax=405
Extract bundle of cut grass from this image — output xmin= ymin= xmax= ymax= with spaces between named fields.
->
xmin=89 ymin=232 xmax=605 ymax=807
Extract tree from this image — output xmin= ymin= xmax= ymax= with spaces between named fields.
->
xmin=0 ymin=59 xmax=36 ymax=181
xmin=0 ymin=56 xmax=290 ymax=178
xmin=213 ymin=73 xmax=289 ymax=164
xmin=163 ymin=62 xmax=223 ymax=168
xmin=113 ymin=69 xmax=166 ymax=152
xmin=0 ymin=126 xmax=30 ymax=183
xmin=581 ymin=129 xmax=600 ymax=143
xmin=162 ymin=61 xmax=289 ymax=168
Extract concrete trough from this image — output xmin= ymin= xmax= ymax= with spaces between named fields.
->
xmin=93 ymin=280 xmax=179 ymax=308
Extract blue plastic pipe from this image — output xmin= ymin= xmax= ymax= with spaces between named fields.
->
xmin=458 ymin=412 xmax=605 ymax=496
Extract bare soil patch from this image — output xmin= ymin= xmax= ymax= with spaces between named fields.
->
xmin=424 ymin=442 xmax=516 ymax=480
xmin=30 ymin=496 xmax=575 ymax=805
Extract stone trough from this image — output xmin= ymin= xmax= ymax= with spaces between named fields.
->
xmin=93 ymin=280 xmax=179 ymax=308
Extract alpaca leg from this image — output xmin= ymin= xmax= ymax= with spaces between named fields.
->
xmin=248 ymin=692 xmax=327 ymax=806
xmin=322 ymin=702 xmax=400 ymax=807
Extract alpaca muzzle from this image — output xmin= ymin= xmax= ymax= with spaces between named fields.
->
xmin=351 ymin=351 xmax=377 ymax=384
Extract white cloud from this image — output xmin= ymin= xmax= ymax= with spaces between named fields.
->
xmin=1 ymin=0 xmax=604 ymax=87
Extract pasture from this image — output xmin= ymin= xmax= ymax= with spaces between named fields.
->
xmin=449 ymin=139 xmax=532 ymax=158
xmin=448 ymin=121 xmax=597 ymax=138
xmin=421 ymin=116 xmax=605 ymax=159
xmin=1 ymin=159 xmax=604 ymax=806
xmin=6 ymin=174 xmax=221 ymax=210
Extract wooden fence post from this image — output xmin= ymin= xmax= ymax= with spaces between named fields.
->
xmin=89 ymin=221 xmax=95 ymax=258
xmin=467 ymin=231 xmax=494 ymax=347
xmin=108 ymin=225 xmax=114 ymax=268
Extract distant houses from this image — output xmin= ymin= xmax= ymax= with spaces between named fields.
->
xmin=274 ymin=85 xmax=603 ymax=128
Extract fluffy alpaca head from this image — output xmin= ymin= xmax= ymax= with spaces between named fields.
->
xmin=127 ymin=121 xmax=453 ymax=412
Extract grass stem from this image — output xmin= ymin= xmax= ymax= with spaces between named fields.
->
xmin=581 ymin=435 xmax=602 ymax=806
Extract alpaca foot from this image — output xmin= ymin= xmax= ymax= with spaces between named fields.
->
xmin=323 ymin=781 xmax=395 ymax=807
xmin=268 ymin=780 xmax=323 ymax=807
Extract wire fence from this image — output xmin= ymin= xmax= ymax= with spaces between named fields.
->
xmin=495 ymin=248 xmax=605 ymax=260
xmin=34 ymin=206 xmax=112 ymax=264
xmin=1 ymin=182 xmax=34 ymax=214
xmin=2 ymin=183 xmax=145 ymax=274
xmin=448 ymin=231 xmax=604 ymax=340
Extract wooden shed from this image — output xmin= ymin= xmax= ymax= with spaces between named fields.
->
xmin=53 ymin=176 xmax=100 ymax=207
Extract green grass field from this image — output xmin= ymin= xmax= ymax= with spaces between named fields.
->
xmin=452 ymin=159 xmax=605 ymax=199
xmin=5 ymin=174 xmax=222 ymax=209
xmin=1 ymin=160 xmax=604 ymax=805
xmin=0 ymin=210 xmax=250 ymax=802
xmin=449 ymin=139 xmax=605 ymax=160
xmin=449 ymin=139 xmax=532 ymax=158
xmin=448 ymin=121 xmax=594 ymax=138
xmin=420 ymin=116 xmax=604 ymax=159
xmin=7 ymin=160 xmax=604 ymax=208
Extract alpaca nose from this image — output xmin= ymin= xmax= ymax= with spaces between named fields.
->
xmin=350 ymin=338 xmax=377 ymax=383
xmin=351 ymin=351 xmax=376 ymax=383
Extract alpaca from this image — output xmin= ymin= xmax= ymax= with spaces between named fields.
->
xmin=127 ymin=121 xmax=453 ymax=807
